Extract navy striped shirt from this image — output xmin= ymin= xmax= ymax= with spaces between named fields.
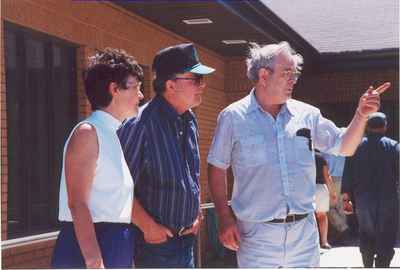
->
xmin=118 ymin=95 xmax=200 ymax=230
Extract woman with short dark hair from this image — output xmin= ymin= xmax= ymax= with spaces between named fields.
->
xmin=51 ymin=48 xmax=143 ymax=268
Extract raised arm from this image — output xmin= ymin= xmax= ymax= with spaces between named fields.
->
xmin=340 ymin=82 xmax=391 ymax=156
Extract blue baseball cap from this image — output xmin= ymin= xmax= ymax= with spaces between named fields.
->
xmin=152 ymin=43 xmax=215 ymax=80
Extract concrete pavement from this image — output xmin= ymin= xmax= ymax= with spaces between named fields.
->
xmin=320 ymin=247 xmax=400 ymax=267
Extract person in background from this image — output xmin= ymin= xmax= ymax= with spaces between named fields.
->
xmin=342 ymin=112 xmax=399 ymax=268
xmin=207 ymin=41 xmax=391 ymax=267
xmin=315 ymin=150 xmax=337 ymax=249
xmin=321 ymin=153 xmax=350 ymax=240
xmin=118 ymin=43 xmax=215 ymax=268
xmin=51 ymin=48 xmax=144 ymax=268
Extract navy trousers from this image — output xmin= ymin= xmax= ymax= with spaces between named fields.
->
xmin=51 ymin=222 xmax=134 ymax=269
xmin=134 ymin=226 xmax=195 ymax=268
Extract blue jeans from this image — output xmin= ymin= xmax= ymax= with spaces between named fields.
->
xmin=135 ymin=233 xmax=195 ymax=268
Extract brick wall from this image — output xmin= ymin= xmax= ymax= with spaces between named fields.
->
xmin=225 ymin=58 xmax=399 ymax=139
xmin=1 ymin=0 xmax=398 ymax=268
xmin=2 ymin=239 xmax=56 ymax=269
xmin=298 ymin=68 xmax=399 ymax=140
xmin=1 ymin=0 xmax=227 ymax=268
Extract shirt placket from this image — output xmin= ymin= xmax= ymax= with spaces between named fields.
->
xmin=276 ymin=113 xmax=291 ymax=214
xmin=177 ymin=116 xmax=186 ymax=159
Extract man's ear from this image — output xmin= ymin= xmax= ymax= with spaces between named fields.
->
xmin=258 ymin=68 xmax=270 ymax=82
xmin=108 ymin=82 xmax=119 ymax=97
xmin=165 ymin=79 xmax=176 ymax=92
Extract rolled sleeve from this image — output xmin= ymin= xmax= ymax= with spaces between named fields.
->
xmin=207 ymin=110 xmax=233 ymax=170
xmin=313 ymin=112 xmax=346 ymax=155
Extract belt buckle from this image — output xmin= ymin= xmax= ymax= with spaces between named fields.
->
xmin=177 ymin=227 xmax=186 ymax=237
xmin=285 ymin=214 xmax=294 ymax=223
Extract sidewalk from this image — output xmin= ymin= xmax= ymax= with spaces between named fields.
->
xmin=320 ymin=247 xmax=400 ymax=267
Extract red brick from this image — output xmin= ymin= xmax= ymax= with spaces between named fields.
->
xmin=12 ymin=251 xmax=37 ymax=264
xmin=2 ymin=255 xmax=15 ymax=268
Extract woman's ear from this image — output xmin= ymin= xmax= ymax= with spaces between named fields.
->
xmin=108 ymin=82 xmax=119 ymax=97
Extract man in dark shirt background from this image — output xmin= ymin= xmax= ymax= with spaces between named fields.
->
xmin=118 ymin=43 xmax=214 ymax=268
xmin=342 ymin=112 xmax=399 ymax=268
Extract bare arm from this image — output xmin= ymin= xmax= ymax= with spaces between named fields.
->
xmin=208 ymin=164 xmax=240 ymax=251
xmin=131 ymin=198 xmax=173 ymax=243
xmin=340 ymin=82 xmax=391 ymax=156
xmin=65 ymin=124 xmax=103 ymax=269
xmin=322 ymin=165 xmax=337 ymax=205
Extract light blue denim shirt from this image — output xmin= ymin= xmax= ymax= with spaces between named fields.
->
xmin=321 ymin=153 xmax=345 ymax=177
xmin=207 ymin=89 xmax=346 ymax=222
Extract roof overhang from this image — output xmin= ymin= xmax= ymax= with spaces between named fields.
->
xmin=318 ymin=48 xmax=399 ymax=72
xmin=113 ymin=1 xmax=318 ymax=61
xmin=113 ymin=0 xmax=397 ymax=72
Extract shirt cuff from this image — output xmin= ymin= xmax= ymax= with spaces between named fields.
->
xmin=207 ymin=156 xmax=230 ymax=170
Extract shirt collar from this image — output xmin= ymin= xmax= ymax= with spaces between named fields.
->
xmin=247 ymin=88 xmax=260 ymax=114
xmin=156 ymin=95 xmax=194 ymax=123
xmin=282 ymin=100 xmax=296 ymax=116
xmin=247 ymin=88 xmax=296 ymax=117
xmin=91 ymin=110 xmax=122 ymax=132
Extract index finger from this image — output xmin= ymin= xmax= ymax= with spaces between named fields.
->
xmin=375 ymin=82 xmax=391 ymax=95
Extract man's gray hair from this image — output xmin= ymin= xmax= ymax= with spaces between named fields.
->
xmin=246 ymin=41 xmax=304 ymax=82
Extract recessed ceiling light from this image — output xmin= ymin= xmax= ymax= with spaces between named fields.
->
xmin=222 ymin=40 xmax=248 ymax=45
xmin=182 ymin=18 xmax=213 ymax=25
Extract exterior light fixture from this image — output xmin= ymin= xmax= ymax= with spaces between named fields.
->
xmin=182 ymin=18 xmax=213 ymax=25
xmin=222 ymin=40 xmax=248 ymax=45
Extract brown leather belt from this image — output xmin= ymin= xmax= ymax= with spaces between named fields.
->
xmin=268 ymin=213 xmax=308 ymax=223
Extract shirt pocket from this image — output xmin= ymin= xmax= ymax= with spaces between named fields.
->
xmin=294 ymin=136 xmax=314 ymax=166
xmin=236 ymin=134 xmax=269 ymax=167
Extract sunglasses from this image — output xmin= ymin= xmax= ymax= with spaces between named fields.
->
xmin=172 ymin=75 xmax=204 ymax=86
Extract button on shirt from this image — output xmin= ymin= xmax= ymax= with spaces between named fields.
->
xmin=118 ymin=95 xmax=200 ymax=230
xmin=207 ymin=89 xmax=346 ymax=222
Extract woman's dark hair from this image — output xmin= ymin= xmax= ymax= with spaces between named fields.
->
xmin=83 ymin=48 xmax=143 ymax=110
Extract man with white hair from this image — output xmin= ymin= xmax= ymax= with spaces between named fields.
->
xmin=207 ymin=41 xmax=391 ymax=267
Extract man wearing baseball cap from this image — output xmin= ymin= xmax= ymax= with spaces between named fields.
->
xmin=342 ymin=112 xmax=399 ymax=267
xmin=118 ymin=43 xmax=214 ymax=268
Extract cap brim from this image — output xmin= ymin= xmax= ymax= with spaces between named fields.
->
xmin=188 ymin=63 xmax=215 ymax=75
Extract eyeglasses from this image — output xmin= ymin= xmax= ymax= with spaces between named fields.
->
xmin=125 ymin=81 xmax=142 ymax=90
xmin=266 ymin=68 xmax=301 ymax=82
xmin=282 ymin=70 xmax=301 ymax=81
xmin=172 ymin=75 xmax=204 ymax=86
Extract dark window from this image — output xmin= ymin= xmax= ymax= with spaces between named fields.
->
xmin=5 ymin=23 xmax=78 ymax=239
